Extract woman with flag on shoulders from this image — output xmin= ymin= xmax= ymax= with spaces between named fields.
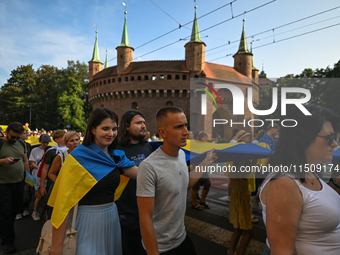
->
xmin=48 ymin=107 xmax=138 ymax=255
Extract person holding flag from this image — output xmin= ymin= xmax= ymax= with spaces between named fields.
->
xmin=48 ymin=108 xmax=138 ymax=255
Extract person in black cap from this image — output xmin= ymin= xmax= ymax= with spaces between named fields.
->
xmin=28 ymin=134 xmax=51 ymax=221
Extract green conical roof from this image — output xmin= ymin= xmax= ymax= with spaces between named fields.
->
xmin=118 ymin=12 xmax=133 ymax=49
xmin=90 ymin=31 xmax=102 ymax=63
xmin=259 ymin=63 xmax=267 ymax=78
xmin=186 ymin=6 xmax=206 ymax=46
xmin=104 ymin=50 xmax=109 ymax=68
xmin=250 ymin=42 xmax=258 ymax=71
xmin=236 ymin=19 xmax=250 ymax=54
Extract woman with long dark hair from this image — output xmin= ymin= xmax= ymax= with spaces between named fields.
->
xmin=49 ymin=108 xmax=138 ymax=255
xmin=260 ymin=105 xmax=340 ymax=255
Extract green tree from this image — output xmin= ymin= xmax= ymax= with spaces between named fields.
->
xmin=57 ymin=61 xmax=88 ymax=132
xmin=65 ymin=60 xmax=91 ymax=121
xmin=0 ymin=64 xmax=36 ymax=125
xmin=34 ymin=65 xmax=64 ymax=130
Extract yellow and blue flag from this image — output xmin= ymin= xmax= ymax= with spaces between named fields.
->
xmin=48 ymin=143 xmax=134 ymax=229
xmin=149 ymin=140 xmax=272 ymax=165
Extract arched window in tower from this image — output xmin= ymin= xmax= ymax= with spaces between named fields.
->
xmin=152 ymin=75 xmax=157 ymax=81
xmin=131 ymin=102 xmax=138 ymax=109
xmin=144 ymin=75 xmax=149 ymax=80
xmin=131 ymin=76 xmax=134 ymax=81
xmin=137 ymin=76 xmax=141 ymax=81
xmin=175 ymin=75 xmax=180 ymax=80
xmin=167 ymin=74 xmax=172 ymax=80
xmin=103 ymin=80 xmax=106 ymax=85
xmin=112 ymin=78 xmax=115 ymax=83
xmin=118 ymin=78 xmax=121 ymax=82
xmin=182 ymin=75 xmax=187 ymax=80
xmin=101 ymin=104 xmax=104 ymax=107
xmin=125 ymin=77 xmax=128 ymax=82
xmin=160 ymin=75 xmax=165 ymax=80
xmin=100 ymin=81 xmax=102 ymax=86
xmin=108 ymin=79 xmax=111 ymax=84
xmin=166 ymin=101 xmax=173 ymax=106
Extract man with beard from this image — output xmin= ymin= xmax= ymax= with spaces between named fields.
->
xmin=116 ymin=110 xmax=152 ymax=255
xmin=0 ymin=122 xmax=30 ymax=254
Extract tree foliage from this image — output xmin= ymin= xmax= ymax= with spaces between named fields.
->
xmin=0 ymin=61 xmax=90 ymax=131
xmin=256 ymin=60 xmax=340 ymax=128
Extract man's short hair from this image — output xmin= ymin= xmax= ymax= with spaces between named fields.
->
xmin=52 ymin=130 xmax=66 ymax=142
xmin=267 ymin=123 xmax=280 ymax=131
xmin=6 ymin=122 xmax=24 ymax=134
xmin=156 ymin=107 xmax=184 ymax=128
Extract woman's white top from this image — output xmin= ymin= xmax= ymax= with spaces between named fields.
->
xmin=260 ymin=173 xmax=340 ymax=254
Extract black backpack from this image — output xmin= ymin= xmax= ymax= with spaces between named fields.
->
xmin=0 ymin=138 xmax=26 ymax=152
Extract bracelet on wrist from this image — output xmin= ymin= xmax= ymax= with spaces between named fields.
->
xmin=331 ymin=178 xmax=340 ymax=190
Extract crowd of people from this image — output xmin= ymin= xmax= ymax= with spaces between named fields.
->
xmin=0 ymin=104 xmax=340 ymax=255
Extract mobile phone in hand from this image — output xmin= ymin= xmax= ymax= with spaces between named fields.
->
xmin=12 ymin=158 xmax=20 ymax=162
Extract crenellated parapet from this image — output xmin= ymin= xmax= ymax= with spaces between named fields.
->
xmin=89 ymin=89 xmax=190 ymax=104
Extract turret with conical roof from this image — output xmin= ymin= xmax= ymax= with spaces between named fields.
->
xmin=259 ymin=63 xmax=267 ymax=78
xmin=89 ymin=31 xmax=103 ymax=82
xmin=105 ymin=50 xmax=109 ymax=69
xmin=250 ymin=42 xmax=259 ymax=82
xmin=116 ymin=11 xmax=134 ymax=74
xmin=233 ymin=19 xmax=253 ymax=78
xmin=185 ymin=6 xmax=206 ymax=74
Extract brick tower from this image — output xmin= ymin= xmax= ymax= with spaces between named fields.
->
xmin=233 ymin=19 xmax=253 ymax=78
xmin=88 ymin=31 xmax=103 ymax=82
xmin=116 ymin=11 xmax=134 ymax=75
xmin=185 ymin=6 xmax=206 ymax=75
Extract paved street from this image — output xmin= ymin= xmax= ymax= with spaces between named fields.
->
xmin=1 ymin=176 xmax=266 ymax=255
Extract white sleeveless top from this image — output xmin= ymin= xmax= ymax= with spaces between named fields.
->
xmin=260 ymin=173 xmax=340 ymax=254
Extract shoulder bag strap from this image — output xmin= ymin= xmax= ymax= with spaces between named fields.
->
xmin=71 ymin=203 xmax=78 ymax=231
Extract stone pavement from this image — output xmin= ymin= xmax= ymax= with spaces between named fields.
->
xmin=1 ymin=175 xmax=266 ymax=255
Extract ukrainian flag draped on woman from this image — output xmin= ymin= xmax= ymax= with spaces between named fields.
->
xmin=48 ymin=143 xmax=134 ymax=229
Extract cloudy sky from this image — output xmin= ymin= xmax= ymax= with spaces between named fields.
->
xmin=1 ymin=0 xmax=340 ymax=86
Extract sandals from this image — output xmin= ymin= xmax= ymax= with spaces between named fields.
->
xmin=191 ymin=203 xmax=202 ymax=210
xmin=199 ymin=201 xmax=211 ymax=209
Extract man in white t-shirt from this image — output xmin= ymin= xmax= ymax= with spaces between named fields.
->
xmin=28 ymin=134 xmax=50 ymax=221
xmin=137 ymin=106 xmax=217 ymax=255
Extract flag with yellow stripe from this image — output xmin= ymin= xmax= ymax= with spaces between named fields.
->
xmin=48 ymin=143 xmax=134 ymax=229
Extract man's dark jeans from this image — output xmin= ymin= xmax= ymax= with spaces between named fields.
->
xmin=0 ymin=180 xmax=24 ymax=245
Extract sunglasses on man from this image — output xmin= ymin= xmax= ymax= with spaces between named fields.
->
xmin=8 ymin=133 xmax=21 ymax=140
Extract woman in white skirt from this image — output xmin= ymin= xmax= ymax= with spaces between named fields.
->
xmin=49 ymin=108 xmax=138 ymax=255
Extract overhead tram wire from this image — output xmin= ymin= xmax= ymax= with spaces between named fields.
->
xmin=200 ymin=0 xmax=276 ymax=34
xmin=253 ymin=22 xmax=340 ymax=50
xmin=131 ymin=0 xmax=276 ymax=61
xmin=253 ymin=15 xmax=340 ymax=43
xmin=207 ymin=22 xmax=340 ymax=62
xmin=107 ymin=0 xmax=238 ymax=62
xmin=149 ymin=0 xmax=182 ymax=26
xmin=206 ymin=5 xmax=340 ymax=54
xmin=136 ymin=0 xmax=238 ymax=50
xmin=205 ymin=14 xmax=340 ymax=58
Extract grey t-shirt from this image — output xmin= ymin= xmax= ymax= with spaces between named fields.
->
xmin=137 ymin=147 xmax=188 ymax=253
xmin=0 ymin=139 xmax=26 ymax=183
